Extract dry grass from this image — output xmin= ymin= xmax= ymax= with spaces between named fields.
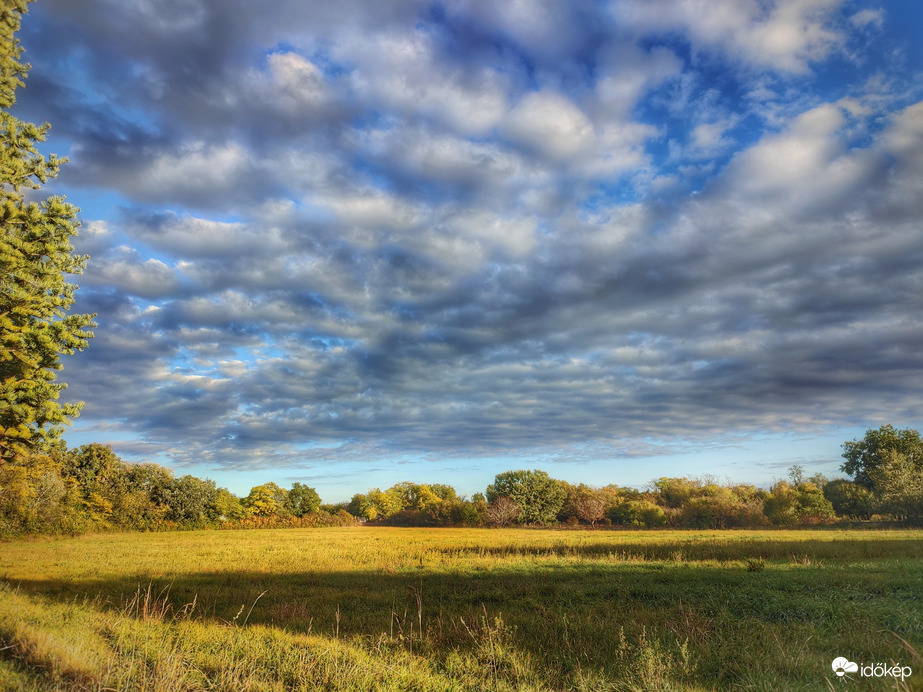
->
xmin=1 ymin=527 xmax=921 ymax=690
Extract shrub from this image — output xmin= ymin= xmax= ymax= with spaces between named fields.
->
xmin=609 ymin=500 xmax=666 ymax=528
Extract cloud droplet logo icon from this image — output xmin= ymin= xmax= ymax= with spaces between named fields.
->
xmin=832 ymin=657 xmax=858 ymax=677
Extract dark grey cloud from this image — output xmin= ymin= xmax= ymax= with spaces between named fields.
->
xmin=26 ymin=0 xmax=923 ymax=474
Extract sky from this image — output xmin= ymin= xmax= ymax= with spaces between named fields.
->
xmin=12 ymin=0 xmax=923 ymax=502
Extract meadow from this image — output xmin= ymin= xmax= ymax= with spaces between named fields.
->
xmin=0 ymin=527 xmax=921 ymax=691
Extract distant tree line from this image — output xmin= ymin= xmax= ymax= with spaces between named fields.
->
xmin=0 ymin=425 xmax=920 ymax=536
xmin=0 ymin=443 xmax=353 ymax=535
xmin=346 ymin=425 xmax=923 ymax=528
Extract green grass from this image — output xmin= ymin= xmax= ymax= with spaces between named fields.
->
xmin=1 ymin=527 xmax=921 ymax=690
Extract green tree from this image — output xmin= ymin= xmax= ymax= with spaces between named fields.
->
xmin=106 ymin=460 xmax=173 ymax=530
xmin=791 ymin=482 xmax=836 ymax=524
xmin=287 ymin=482 xmax=321 ymax=517
xmin=762 ymin=482 xmax=798 ymax=526
xmin=608 ymin=499 xmax=666 ymax=528
xmin=868 ymin=449 xmax=923 ymax=521
xmin=823 ymin=479 xmax=875 ymax=520
xmin=485 ymin=469 xmax=566 ymax=524
xmin=167 ymin=475 xmax=218 ymax=525
xmin=125 ymin=462 xmax=174 ymax=506
xmin=0 ymin=1 xmax=94 ymax=461
xmin=62 ymin=444 xmax=124 ymax=501
xmin=841 ymin=425 xmax=923 ymax=490
xmin=429 ymin=483 xmax=458 ymax=503
xmin=347 ymin=492 xmax=373 ymax=519
xmin=676 ymin=487 xmax=761 ymax=529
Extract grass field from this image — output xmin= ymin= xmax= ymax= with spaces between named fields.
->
xmin=0 ymin=527 xmax=921 ymax=691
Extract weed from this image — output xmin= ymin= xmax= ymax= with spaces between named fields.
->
xmin=747 ymin=557 xmax=766 ymax=572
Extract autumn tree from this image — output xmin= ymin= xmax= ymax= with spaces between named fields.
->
xmin=242 ymin=482 xmax=289 ymax=517
xmin=763 ymin=481 xmax=835 ymax=526
xmin=559 ymin=483 xmax=608 ymax=525
xmin=348 ymin=487 xmax=403 ymax=520
xmin=485 ymin=495 xmax=521 ymax=527
xmin=0 ymin=1 xmax=95 ymax=461
xmin=390 ymin=481 xmax=443 ymax=513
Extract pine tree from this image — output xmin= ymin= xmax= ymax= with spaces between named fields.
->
xmin=0 ymin=0 xmax=95 ymax=462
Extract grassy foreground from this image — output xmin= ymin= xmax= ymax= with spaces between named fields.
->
xmin=0 ymin=527 xmax=920 ymax=691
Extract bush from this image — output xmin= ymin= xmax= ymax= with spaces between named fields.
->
xmin=764 ymin=482 xmax=836 ymax=525
xmin=823 ymin=479 xmax=875 ymax=520
xmin=608 ymin=500 xmax=666 ymax=528
xmin=675 ymin=494 xmax=767 ymax=529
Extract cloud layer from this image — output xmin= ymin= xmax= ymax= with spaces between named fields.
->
xmin=16 ymin=0 xmax=923 ymax=473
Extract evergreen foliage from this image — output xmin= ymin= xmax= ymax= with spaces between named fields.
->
xmin=0 ymin=0 xmax=94 ymax=461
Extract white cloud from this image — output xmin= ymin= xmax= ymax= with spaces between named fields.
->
xmin=84 ymin=247 xmax=181 ymax=298
xmin=120 ymin=0 xmax=207 ymax=34
xmin=612 ymin=0 xmax=845 ymax=72
xmin=135 ymin=141 xmax=252 ymax=204
xmin=715 ymin=103 xmax=863 ymax=207
xmin=351 ymin=126 xmax=525 ymax=189
xmin=504 ymin=90 xmax=594 ymax=159
xmin=129 ymin=214 xmax=285 ymax=259
xmin=74 ymin=219 xmax=116 ymax=256
xmin=337 ymin=28 xmax=510 ymax=135
xmin=688 ymin=120 xmax=736 ymax=158
xmin=501 ymin=87 xmax=656 ymax=178
xmin=877 ymin=100 xmax=923 ymax=217
xmin=241 ymin=52 xmax=334 ymax=118
xmin=323 ymin=189 xmax=422 ymax=231
xmin=883 ymin=101 xmax=923 ymax=159
xmin=446 ymin=209 xmax=537 ymax=257
xmin=849 ymin=8 xmax=884 ymax=31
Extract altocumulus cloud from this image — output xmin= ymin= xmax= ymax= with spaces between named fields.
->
xmin=14 ymin=0 xmax=923 ymax=478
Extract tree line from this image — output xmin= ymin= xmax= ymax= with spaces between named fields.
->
xmin=1 ymin=425 xmax=920 ymax=536
xmin=0 ymin=443 xmax=355 ymax=535
xmin=344 ymin=425 xmax=921 ymax=528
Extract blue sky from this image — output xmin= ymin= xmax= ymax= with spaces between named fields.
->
xmin=14 ymin=0 xmax=923 ymax=501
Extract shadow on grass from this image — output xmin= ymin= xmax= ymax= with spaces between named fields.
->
xmin=6 ymin=533 xmax=923 ymax=634
xmin=6 ymin=551 xmax=923 ymax=651
xmin=439 ymin=535 xmax=923 ymax=562
xmin=3 ymin=531 xmax=923 ymax=690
